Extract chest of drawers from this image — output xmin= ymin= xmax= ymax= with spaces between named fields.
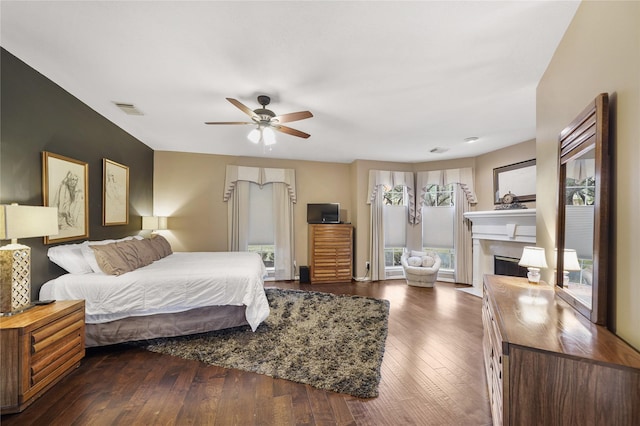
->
xmin=1 ymin=300 xmax=85 ymax=414
xmin=482 ymin=275 xmax=640 ymax=425
xmin=308 ymin=224 xmax=353 ymax=283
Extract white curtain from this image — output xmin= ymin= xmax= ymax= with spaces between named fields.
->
xmin=454 ymin=184 xmax=473 ymax=284
xmin=367 ymin=170 xmax=415 ymax=281
xmin=370 ymin=193 xmax=385 ymax=281
xmin=417 ymin=168 xmax=476 ymax=284
xmin=227 ymin=180 xmax=250 ymax=251
xmin=273 ymin=182 xmax=295 ymax=280
xmin=224 ymin=165 xmax=297 ymax=280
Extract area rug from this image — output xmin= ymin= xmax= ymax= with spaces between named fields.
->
xmin=140 ymin=288 xmax=390 ymax=398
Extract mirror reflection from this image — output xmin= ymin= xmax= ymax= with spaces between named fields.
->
xmin=555 ymin=92 xmax=609 ymax=325
xmin=562 ymin=150 xmax=595 ymax=308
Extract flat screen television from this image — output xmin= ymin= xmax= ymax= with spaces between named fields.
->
xmin=307 ymin=203 xmax=340 ymax=224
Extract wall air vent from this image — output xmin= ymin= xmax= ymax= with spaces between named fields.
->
xmin=113 ymin=102 xmax=144 ymax=116
xmin=430 ymin=147 xmax=448 ymax=154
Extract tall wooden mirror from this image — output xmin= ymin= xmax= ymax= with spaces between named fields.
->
xmin=556 ymin=93 xmax=609 ymax=325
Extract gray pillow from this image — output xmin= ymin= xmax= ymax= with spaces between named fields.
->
xmin=150 ymin=234 xmax=173 ymax=258
xmin=90 ymin=242 xmax=136 ymax=276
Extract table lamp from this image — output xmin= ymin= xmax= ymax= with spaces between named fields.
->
xmin=518 ymin=246 xmax=548 ymax=284
xmin=561 ymin=249 xmax=581 ymax=286
xmin=1 ymin=204 xmax=58 ymax=315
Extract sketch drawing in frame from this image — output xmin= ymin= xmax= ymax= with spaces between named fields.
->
xmin=103 ymin=158 xmax=129 ymax=226
xmin=42 ymin=151 xmax=89 ymax=243
xmin=493 ymin=159 xmax=536 ymax=204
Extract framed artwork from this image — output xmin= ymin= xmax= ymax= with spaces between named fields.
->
xmin=102 ymin=159 xmax=129 ymax=226
xmin=42 ymin=151 xmax=89 ymax=244
xmin=493 ymin=159 xmax=536 ymax=204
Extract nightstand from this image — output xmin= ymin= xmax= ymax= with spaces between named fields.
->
xmin=1 ymin=300 xmax=85 ymax=414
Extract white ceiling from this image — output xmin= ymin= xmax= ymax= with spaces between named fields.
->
xmin=1 ymin=1 xmax=580 ymax=163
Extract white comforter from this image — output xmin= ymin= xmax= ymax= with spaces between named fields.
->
xmin=40 ymin=251 xmax=270 ymax=331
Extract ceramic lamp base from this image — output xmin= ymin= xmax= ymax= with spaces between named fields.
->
xmin=527 ymin=267 xmax=541 ymax=284
xmin=0 ymin=244 xmax=31 ymax=315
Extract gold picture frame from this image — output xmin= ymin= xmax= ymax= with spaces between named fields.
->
xmin=42 ymin=151 xmax=89 ymax=243
xmin=102 ymin=159 xmax=129 ymax=226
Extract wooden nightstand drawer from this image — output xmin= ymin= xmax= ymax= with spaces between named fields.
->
xmin=1 ymin=300 xmax=85 ymax=414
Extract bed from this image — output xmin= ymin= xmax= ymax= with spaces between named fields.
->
xmin=40 ymin=235 xmax=270 ymax=347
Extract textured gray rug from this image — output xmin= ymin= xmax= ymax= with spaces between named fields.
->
xmin=141 ymin=288 xmax=390 ymax=398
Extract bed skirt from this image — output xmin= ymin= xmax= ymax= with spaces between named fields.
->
xmin=85 ymin=305 xmax=249 ymax=347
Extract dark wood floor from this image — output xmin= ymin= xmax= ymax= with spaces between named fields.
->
xmin=2 ymin=280 xmax=492 ymax=425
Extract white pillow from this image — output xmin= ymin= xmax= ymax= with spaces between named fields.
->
xmin=411 ymin=250 xmax=427 ymax=258
xmin=47 ymin=242 xmax=93 ymax=274
xmin=422 ymin=256 xmax=436 ymax=268
xmin=407 ymin=256 xmax=423 ymax=267
xmin=80 ymin=236 xmax=142 ymax=273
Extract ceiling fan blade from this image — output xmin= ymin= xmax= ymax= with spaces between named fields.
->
xmin=273 ymin=125 xmax=311 ymax=139
xmin=226 ymin=98 xmax=259 ymax=121
xmin=204 ymin=121 xmax=254 ymax=125
xmin=272 ymin=111 xmax=313 ymax=124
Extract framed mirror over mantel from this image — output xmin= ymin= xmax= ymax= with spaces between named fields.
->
xmin=555 ymin=93 xmax=610 ymax=325
xmin=493 ymin=159 xmax=536 ymax=205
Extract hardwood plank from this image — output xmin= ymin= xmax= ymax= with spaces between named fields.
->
xmin=215 ymin=369 xmax=257 ymax=426
xmin=326 ymin=393 xmax=357 ymax=426
xmin=178 ymin=365 xmax=226 ymax=425
xmin=305 ymin=385 xmax=336 ymax=425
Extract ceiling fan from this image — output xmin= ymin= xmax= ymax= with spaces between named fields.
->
xmin=205 ymin=95 xmax=313 ymax=145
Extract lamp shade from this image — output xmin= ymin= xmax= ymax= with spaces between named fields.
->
xmin=262 ymin=127 xmax=276 ymax=146
xmin=0 ymin=204 xmax=58 ymax=240
xmin=563 ymin=249 xmax=581 ymax=271
xmin=247 ymin=128 xmax=261 ymax=144
xmin=518 ymin=246 xmax=548 ymax=269
xmin=142 ymin=216 xmax=168 ymax=230
xmin=247 ymin=126 xmax=276 ymax=146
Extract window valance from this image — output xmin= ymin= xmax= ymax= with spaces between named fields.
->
xmin=224 ymin=165 xmax=296 ymax=203
xmin=367 ymin=170 xmax=416 ymax=224
xmin=417 ymin=168 xmax=476 ymax=203
xmin=416 ymin=168 xmax=476 ymax=224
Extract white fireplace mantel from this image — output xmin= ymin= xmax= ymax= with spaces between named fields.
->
xmin=462 ymin=209 xmax=536 ymax=296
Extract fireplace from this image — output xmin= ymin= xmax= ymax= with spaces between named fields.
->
xmin=494 ymin=255 xmax=528 ymax=278
xmin=463 ymin=209 xmax=536 ymax=296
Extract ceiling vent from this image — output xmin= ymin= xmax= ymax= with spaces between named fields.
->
xmin=113 ymin=102 xmax=144 ymax=116
xmin=430 ymin=147 xmax=448 ymax=154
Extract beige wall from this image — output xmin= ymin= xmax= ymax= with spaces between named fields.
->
xmin=155 ymin=146 xmax=531 ymax=280
xmin=154 ymin=151 xmax=352 ymax=270
xmin=537 ymin=1 xmax=639 ymax=349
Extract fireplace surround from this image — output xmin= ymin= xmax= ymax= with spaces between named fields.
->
xmin=462 ymin=209 xmax=536 ymax=296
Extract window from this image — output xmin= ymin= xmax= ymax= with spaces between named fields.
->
xmin=565 ymin=172 xmax=596 ymax=289
xmin=566 ymin=176 xmax=595 ymax=206
xmin=247 ymin=183 xmax=275 ymax=270
xmin=248 ymin=245 xmax=275 ymax=268
xmin=422 ymin=184 xmax=455 ymax=270
xmin=383 ymin=184 xmax=407 ymax=268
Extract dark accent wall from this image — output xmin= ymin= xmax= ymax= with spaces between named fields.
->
xmin=0 ymin=48 xmax=153 ymax=297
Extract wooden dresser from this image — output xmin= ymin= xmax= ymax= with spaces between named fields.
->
xmin=308 ymin=224 xmax=353 ymax=283
xmin=1 ymin=300 xmax=85 ymax=414
xmin=482 ymin=275 xmax=640 ymax=425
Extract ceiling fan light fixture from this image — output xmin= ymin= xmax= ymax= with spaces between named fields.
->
xmin=247 ymin=128 xmax=261 ymax=144
xmin=207 ymin=96 xmax=312 ymax=145
xmin=262 ymin=127 xmax=276 ymax=146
